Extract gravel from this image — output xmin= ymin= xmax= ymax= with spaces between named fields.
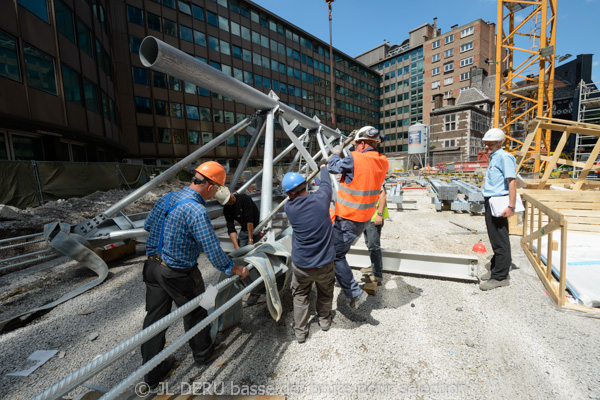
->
xmin=1 ymin=189 xmax=599 ymax=400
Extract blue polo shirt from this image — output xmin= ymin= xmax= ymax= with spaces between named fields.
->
xmin=483 ymin=149 xmax=516 ymax=197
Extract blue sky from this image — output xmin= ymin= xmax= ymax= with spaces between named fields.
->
xmin=252 ymin=0 xmax=600 ymax=81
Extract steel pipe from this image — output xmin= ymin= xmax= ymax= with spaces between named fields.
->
xmin=139 ymin=36 xmax=342 ymax=139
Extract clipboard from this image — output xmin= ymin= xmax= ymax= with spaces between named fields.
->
xmin=489 ymin=194 xmax=524 ymax=217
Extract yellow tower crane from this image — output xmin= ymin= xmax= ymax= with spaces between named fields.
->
xmin=493 ymin=0 xmax=558 ymax=174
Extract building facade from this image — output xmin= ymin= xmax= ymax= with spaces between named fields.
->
xmin=0 ymin=0 xmax=380 ymax=166
xmin=423 ymin=19 xmax=496 ymax=127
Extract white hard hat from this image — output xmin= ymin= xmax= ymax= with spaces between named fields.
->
xmin=215 ymin=186 xmax=231 ymax=205
xmin=483 ymin=128 xmax=505 ymax=142
xmin=354 ymin=126 xmax=380 ymax=143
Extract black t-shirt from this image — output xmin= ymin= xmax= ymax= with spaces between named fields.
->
xmin=223 ymin=193 xmax=260 ymax=234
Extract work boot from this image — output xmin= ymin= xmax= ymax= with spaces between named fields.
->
xmin=360 ymin=266 xmax=372 ymax=274
xmin=349 ymin=290 xmax=368 ymax=310
xmin=246 ymin=293 xmax=260 ymax=306
xmin=296 ymin=333 xmax=308 ymax=344
xmin=145 ymin=356 xmax=178 ymax=389
xmin=197 ymin=343 xmax=227 ymax=366
xmin=361 ymin=275 xmax=382 ymax=286
xmin=480 ymin=270 xmax=491 ymax=281
xmin=479 ymin=279 xmax=510 ymax=291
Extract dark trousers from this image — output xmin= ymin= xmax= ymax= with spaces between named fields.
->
xmin=141 ymin=258 xmax=213 ymax=382
xmin=363 ymin=220 xmax=384 ymax=278
xmin=238 ymin=230 xmax=261 ymax=247
xmin=290 ymin=261 xmax=335 ymax=339
xmin=484 ymin=198 xmax=511 ymax=281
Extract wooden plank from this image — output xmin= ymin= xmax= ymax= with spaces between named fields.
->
xmin=568 ymin=224 xmax=600 ymax=233
xmin=520 ymin=221 xmax=561 ymax=244
xmin=523 ymin=190 xmax=600 ymax=201
xmin=541 ymin=202 xmax=600 ymax=211
xmin=521 ymin=194 xmax=565 ymax=223
xmin=559 ymin=209 xmax=600 ymax=217
xmin=564 ymin=216 xmax=600 ymax=225
xmin=574 ymin=139 xmax=600 ymax=191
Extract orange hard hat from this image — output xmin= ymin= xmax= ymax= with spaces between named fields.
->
xmin=195 ymin=161 xmax=226 ymax=186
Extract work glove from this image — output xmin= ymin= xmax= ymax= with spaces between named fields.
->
xmin=318 ymin=159 xmax=328 ymax=168
xmin=331 ymin=145 xmax=343 ymax=155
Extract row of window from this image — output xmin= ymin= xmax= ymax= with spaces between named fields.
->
xmin=19 ymin=0 xmax=108 ymax=34
xmin=0 ymin=30 xmax=115 ymax=122
xmin=431 ymin=56 xmax=473 ymax=76
xmin=384 ymin=92 xmax=411 ymax=105
xmin=138 ymin=0 xmax=376 ymax=85
xmin=431 ymin=26 xmax=475 ymax=50
xmin=377 ymin=47 xmax=424 ymax=70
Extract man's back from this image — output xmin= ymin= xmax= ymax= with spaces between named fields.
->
xmin=285 ymin=171 xmax=334 ymax=268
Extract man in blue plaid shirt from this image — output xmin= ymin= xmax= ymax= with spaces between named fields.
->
xmin=141 ymin=161 xmax=249 ymax=389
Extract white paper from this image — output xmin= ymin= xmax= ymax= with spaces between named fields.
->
xmin=6 ymin=350 xmax=58 ymax=377
xmin=199 ymin=285 xmax=218 ymax=310
xmin=489 ymin=194 xmax=524 ymax=217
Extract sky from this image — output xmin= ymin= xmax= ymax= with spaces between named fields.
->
xmin=252 ymin=0 xmax=600 ymax=82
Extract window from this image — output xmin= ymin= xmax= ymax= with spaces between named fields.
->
xmin=127 ymin=5 xmax=143 ymax=26
xmin=444 ymin=91 xmax=452 ymax=99
xmin=129 ymin=36 xmax=142 ymax=54
xmin=189 ymin=130 xmax=200 ymax=145
xmin=185 ymin=81 xmax=196 ymax=94
xmin=461 ymin=26 xmax=474 ymax=38
xmin=213 ymin=109 xmax=224 ymax=123
xmin=432 ymin=40 xmax=440 ymax=49
xmin=460 ymin=72 xmax=470 ymax=81
xmin=192 ymin=4 xmax=204 ymax=21
xmin=208 ymin=36 xmax=219 ymax=51
xmin=186 ymin=105 xmax=199 ymax=120
xmin=218 ymin=16 xmax=229 ymax=32
xmin=164 ymin=19 xmax=177 ymax=37
xmin=199 ymin=107 xmax=211 ymax=121
xmin=460 ymin=57 xmax=473 ymax=67
xmin=168 ymin=76 xmax=181 ymax=91
xmin=132 ymin=66 xmax=148 ymax=85
xmin=201 ymin=132 xmax=212 ymax=145
xmin=445 ymin=34 xmax=454 ymax=44
xmin=153 ymin=71 xmax=166 ymax=88
xmin=460 ymin=41 xmax=473 ymax=53
xmin=173 ymin=129 xmax=185 ymax=144
xmin=170 ymin=102 xmax=183 ymax=118
xmin=138 ymin=126 xmax=154 ymax=143
xmin=432 ymin=80 xmax=440 ymax=89
xmin=194 ymin=30 xmax=206 ymax=46
xmin=154 ymin=99 xmax=167 ymax=115
xmin=163 ymin=0 xmax=175 ymax=9
xmin=178 ymin=0 xmax=191 ymax=15
xmin=61 ymin=65 xmax=82 ymax=105
xmin=180 ymin=25 xmax=193 ymax=42
xmin=134 ymin=96 xmax=151 ymax=114
xmin=147 ymin=13 xmax=161 ymax=31
xmin=445 ymin=114 xmax=456 ymax=131
xmin=432 ymin=53 xmax=440 ymax=62
xmin=444 ymin=77 xmax=453 ymax=85
xmin=206 ymin=11 xmax=218 ymax=27
xmin=18 ymin=0 xmax=49 ymax=22
xmin=78 ymin=20 xmax=93 ymax=58
xmin=432 ymin=67 xmax=440 ymax=76
xmin=12 ymin=134 xmax=44 ymax=160
xmin=55 ymin=0 xmax=75 ymax=43
xmin=460 ymin=86 xmax=470 ymax=92
xmin=0 ymin=31 xmax=21 ymax=82
xmin=444 ymin=139 xmax=456 ymax=147
xmin=444 ymin=63 xmax=454 ymax=72
xmin=220 ymin=39 xmax=230 ymax=55
xmin=23 ymin=43 xmax=56 ymax=94
xmin=158 ymin=128 xmax=171 ymax=143
xmin=231 ymin=21 xmax=240 ymax=36
xmin=444 ymin=49 xmax=453 ymax=58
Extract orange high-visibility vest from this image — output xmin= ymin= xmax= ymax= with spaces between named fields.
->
xmin=335 ymin=150 xmax=388 ymax=222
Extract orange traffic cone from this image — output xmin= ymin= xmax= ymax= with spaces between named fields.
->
xmin=472 ymin=240 xmax=487 ymax=253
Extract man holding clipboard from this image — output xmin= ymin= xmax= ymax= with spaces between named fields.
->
xmin=480 ymin=128 xmax=517 ymax=291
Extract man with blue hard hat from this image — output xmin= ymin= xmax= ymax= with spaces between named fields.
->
xmin=283 ymin=165 xmax=335 ymax=343
xmin=480 ymin=128 xmax=516 ymax=291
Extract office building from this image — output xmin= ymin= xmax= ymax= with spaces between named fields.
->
xmin=0 ymin=0 xmax=380 ymax=166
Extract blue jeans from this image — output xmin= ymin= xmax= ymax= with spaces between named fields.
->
xmin=238 ymin=230 xmax=261 ymax=247
xmin=363 ymin=220 xmax=384 ymax=278
xmin=333 ymin=218 xmax=369 ymax=299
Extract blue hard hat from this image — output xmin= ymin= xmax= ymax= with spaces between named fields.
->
xmin=282 ymin=172 xmax=306 ymax=193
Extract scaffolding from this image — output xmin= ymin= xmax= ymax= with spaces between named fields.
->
xmin=494 ymin=0 xmax=558 ymax=174
xmin=574 ymin=80 xmax=600 ymax=179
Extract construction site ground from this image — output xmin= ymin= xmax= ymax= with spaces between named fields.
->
xmin=1 ymin=185 xmax=599 ymax=399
